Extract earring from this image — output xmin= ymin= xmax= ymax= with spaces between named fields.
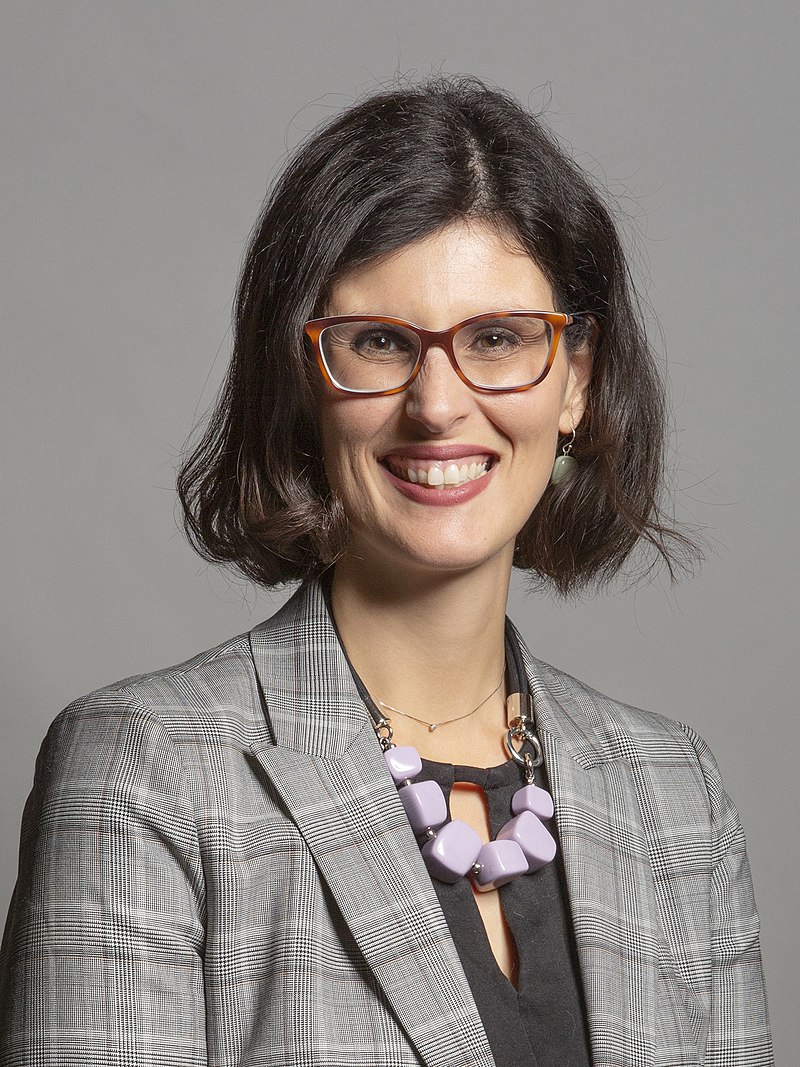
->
xmin=550 ymin=414 xmax=578 ymax=485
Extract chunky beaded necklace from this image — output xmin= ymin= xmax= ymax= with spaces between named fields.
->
xmin=361 ymin=629 xmax=558 ymax=893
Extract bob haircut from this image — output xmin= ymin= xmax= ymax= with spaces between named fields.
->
xmin=178 ymin=76 xmax=692 ymax=595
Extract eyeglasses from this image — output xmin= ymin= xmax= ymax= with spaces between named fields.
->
xmin=304 ymin=311 xmax=585 ymax=397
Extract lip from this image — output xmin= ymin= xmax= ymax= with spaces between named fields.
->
xmin=380 ymin=444 xmax=499 ymax=463
xmin=381 ymin=459 xmax=497 ymax=507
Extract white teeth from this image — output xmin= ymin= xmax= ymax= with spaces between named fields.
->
xmin=397 ymin=460 xmax=490 ymax=488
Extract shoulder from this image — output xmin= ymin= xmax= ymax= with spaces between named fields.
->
xmin=534 ymin=656 xmax=748 ymax=850
xmin=526 ymin=654 xmax=738 ymax=832
xmin=51 ymin=628 xmax=256 ymax=739
xmin=55 ymin=585 xmax=315 ymax=739
xmin=529 ymin=654 xmax=707 ymax=761
xmin=36 ymin=582 xmax=327 ymax=805
xmin=41 ymin=612 xmax=294 ymax=795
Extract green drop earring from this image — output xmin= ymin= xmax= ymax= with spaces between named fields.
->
xmin=550 ymin=416 xmax=578 ymax=485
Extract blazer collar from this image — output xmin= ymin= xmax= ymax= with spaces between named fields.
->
xmin=247 ymin=577 xmax=367 ymax=756
xmin=248 ymin=580 xmax=495 ymax=1067
xmin=518 ymin=631 xmax=662 ymax=1066
xmin=248 ymin=581 xmax=661 ymax=1067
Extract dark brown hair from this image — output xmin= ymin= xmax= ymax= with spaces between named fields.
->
xmin=178 ymin=76 xmax=694 ymax=595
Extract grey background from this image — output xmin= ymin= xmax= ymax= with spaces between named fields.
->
xmin=2 ymin=0 xmax=797 ymax=1055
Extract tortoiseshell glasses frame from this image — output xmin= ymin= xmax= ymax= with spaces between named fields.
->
xmin=303 ymin=310 xmax=586 ymax=397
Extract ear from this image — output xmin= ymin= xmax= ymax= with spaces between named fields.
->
xmin=558 ymin=346 xmax=592 ymax=436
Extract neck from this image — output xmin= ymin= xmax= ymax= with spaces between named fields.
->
xmin=329 ymin=552 xmax=513 ymax=764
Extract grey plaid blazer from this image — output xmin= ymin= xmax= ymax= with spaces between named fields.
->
xmin=0 ymin=580 xmax=772 ymax=1066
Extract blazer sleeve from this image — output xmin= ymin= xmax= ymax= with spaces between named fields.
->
xmin=681 ymin=724 xmax=774 ymax=1066
xmin=0 ymin=694 xmax=207 ymax=1065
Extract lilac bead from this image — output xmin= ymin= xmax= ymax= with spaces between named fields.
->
xmin=471 ymin=839 xmax=529 ymax=892
xmin=511 ymin=783 xmax=554 ymax=822
xmin=496 ymin=810 xmax=557 ymax=872
xmin=397 ymin=780 xmax=447 ymax=834
xmin=421 ymin=820 xmax=482 ymax=883
xmin=384 ymin=745 xmax=422 ymax=784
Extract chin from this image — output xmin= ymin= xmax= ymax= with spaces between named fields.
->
xmin=350 ymin=528 xmax=517 ymax=580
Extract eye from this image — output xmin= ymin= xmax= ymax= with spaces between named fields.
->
xmin=463 ymin=326 xmax=527 ymax=359
xmin=474 ymin=328 xmax=521 ymax=349
xmin=354 ymin=330 xmax=400 ymax=351
xmin=350 ymin=326 xmax=416 ymax=360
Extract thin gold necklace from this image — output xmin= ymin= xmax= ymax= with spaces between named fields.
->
xmin=378 ymin=673 xmax=505 ymax=732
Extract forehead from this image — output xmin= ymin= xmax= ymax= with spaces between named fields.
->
xmin=325 ymin=220 xmax=555 ymax=328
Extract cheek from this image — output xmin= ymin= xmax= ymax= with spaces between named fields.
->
xmin=319 ymin=417 xmax=352 ymax=490
xmin=496 ymin=389 xmax=564 ymax=453
xmin=317 ymin=399 xmax=388 ymax=487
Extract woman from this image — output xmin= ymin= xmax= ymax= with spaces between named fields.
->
xmin=0 ymin=78 xmax=772 ymax=1066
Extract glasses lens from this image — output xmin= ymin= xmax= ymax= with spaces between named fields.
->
xmin=319 ymin=320 xmax=421 ymax=393
xmin=454 ymin=316 xmax=554 ymax=389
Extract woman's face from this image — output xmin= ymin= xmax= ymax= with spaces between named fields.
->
xmin=317 ymin=220 xmax=591 ymax=580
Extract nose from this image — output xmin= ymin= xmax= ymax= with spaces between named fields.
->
xmin=402 ymin=344 xmax=473 ymax=434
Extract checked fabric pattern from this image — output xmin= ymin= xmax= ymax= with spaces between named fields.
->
xmin=0 ymin=579 xmax=773 ymax=1066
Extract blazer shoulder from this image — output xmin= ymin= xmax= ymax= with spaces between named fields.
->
xmin=533 ymin=656 xmax=757 ymax=862
xmin=530 ymin=654 xmax=710 ymax=763
xmin=53 ymin=625 xmax=268 ymax=746
xmin=45 ymin=583 xmax=314 ymax=771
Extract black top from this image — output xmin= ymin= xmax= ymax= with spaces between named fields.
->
xmin=323 ymin=577 xmax=592 ymax=1066
xmin=416 ymin=757 xmax=592 ymax=1067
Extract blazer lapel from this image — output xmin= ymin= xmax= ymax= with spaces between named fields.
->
xmin=248 ymin=582 xmax=495 ymax=1067
xmin=247 ymin=583 xmax=662 ymax=1066
xmin=521 ymin=645 xmax=660 ymax=1067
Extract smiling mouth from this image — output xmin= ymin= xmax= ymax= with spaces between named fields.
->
xmin=382 ymin=456 xmax=493 ymax=489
